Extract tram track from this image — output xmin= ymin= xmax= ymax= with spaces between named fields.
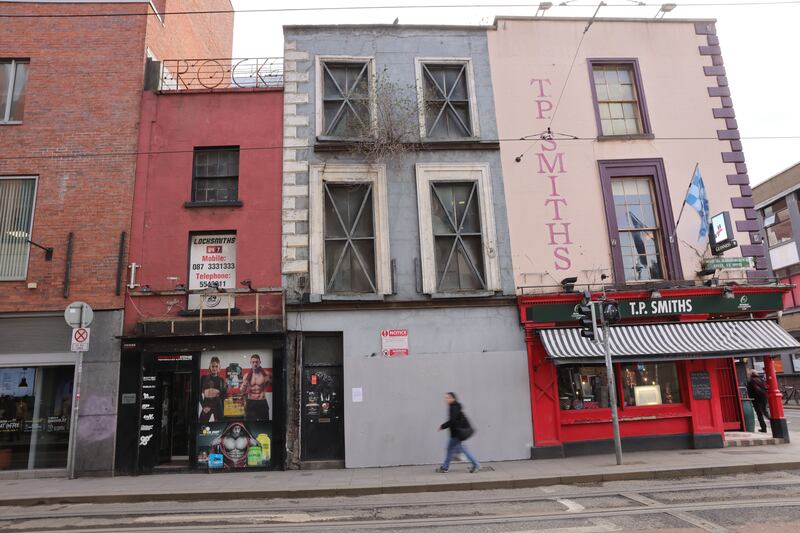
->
xmin=1 ymin=476 xmax=800 ymax=532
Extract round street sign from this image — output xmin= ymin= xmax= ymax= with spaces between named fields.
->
xmin=64 ymin=301 xmax=94 ymax=328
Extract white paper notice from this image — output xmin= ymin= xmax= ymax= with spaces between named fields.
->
xmin=352 ymin=387 xmax=363 ymax=403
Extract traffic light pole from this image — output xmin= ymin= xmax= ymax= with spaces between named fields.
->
xmin=602 ymin=316 xmax=623 ymax=466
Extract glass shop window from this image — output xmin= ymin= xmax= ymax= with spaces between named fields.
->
xmin=0 ymin=366 xmax=74 ymax=471
xmin=620 ymin=362 xmax=681 ymax=407
xmin=557 ymin=365 xmax=610 ymax=410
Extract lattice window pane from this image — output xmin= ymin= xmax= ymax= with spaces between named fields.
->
xmin=593 ymin=64 xmax=643 ymax=136
xmin=323 ymin=183 xmax=376 ymax=293
xmin=422 ymin=63 xmax=473 ymax=139
xmin=192 ymin=148 xmax=239 ymax=203
xmin=611 ymin=177 xmax=665 ymax=282
xmin=322 ymin=62 xmax=370 ymax=137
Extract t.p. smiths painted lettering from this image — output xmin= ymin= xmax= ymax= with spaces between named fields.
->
xmin=531 ymin=78 xmax=571 ymax=270
xmin=628 ymin=299 xmax=694 ymax=316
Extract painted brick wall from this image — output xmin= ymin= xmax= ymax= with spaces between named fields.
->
xmin=0 ymin=1 xmax=233 ymax=313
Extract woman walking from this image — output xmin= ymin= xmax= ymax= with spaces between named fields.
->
xmin=436 ymin=392 xmax=480 ymax=473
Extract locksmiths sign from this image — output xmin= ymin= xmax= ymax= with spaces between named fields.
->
xmin=524 ymin=291 xmax=784 ymax=323
xmin=189 ymin=233 xmax=237 ymax=310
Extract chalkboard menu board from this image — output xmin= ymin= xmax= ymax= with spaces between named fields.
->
xmin=690 ymin=371 xmax=712 ymax=400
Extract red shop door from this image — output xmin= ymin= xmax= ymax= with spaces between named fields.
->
xmin=715 ymin=358 xmax=743 ymax=431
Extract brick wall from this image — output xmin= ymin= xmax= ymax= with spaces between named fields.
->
xmin=145 ymin=0 xmax=234 ymax=60
xmin=0 ymin=1 xmax=234 ymax=313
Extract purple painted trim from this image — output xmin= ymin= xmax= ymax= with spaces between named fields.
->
xmin=755 ymin=257 xmax=768 ymax=269
xmin=727 ymin=174 xmax=749 ymax=185
xmin=725 ymin=118 xmax=738 ymax=129
xmin=748 ymin=270 xmax=770 ymax=282
xmin=587 ymin=58 xmax=653 ymax=137
xmin=730 ymin=140 xmax=743 ymax=151
xmin=707 ymin=35 xmax=720 ymax=46
xmin=736 ymin=220 xmax=760 ymax=232
xmin=741 ymin=244 xmax=765 ymax=257
xmin=726 ymin=174 xmax=749 ymax=185
xmin=717 ymin=76 xmax=728 ymax=87
xmin=694 ymin=22 xmax=716 ymax=35
xmin=720 ymin=97 xmax=733 ymax=107
xmin=744 ymin=208 xmax=758 ymax=220
xmin=712 ymin=56 xmax=724 ymax=66
xmin=708 ymin=87 xmax=731 ymax=97
xmin=731 ymin=197 xmax=754 ymax=209
xmin=703 ymin=66 xmax=726 ymax=76
xmin=739 ymin=184 xmax=752 ymax=197
xmin=699 ymin=45 xmax=722 ymax=56
xmin=718 ymin=130 xmax=740 ymax=140
xmin=722 ymin=152 xmax=745 ymax=163
xmin=750 ymin=232 xmax=763 ymax=245
xmin=597 ymin=158 xmax=683 ymax=283
xmin=713 ymin=108 xmax=735 ymax=119
xmin=735 ymin=163 xmax=748 ymax=174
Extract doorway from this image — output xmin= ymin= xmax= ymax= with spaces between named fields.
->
xmin=301 ymin=335 xmax=344 ymax=463
xmin=157 ymin=371 xmax=193 ymax=465
xmin=715 ymin=358 xmax=744 ymax=431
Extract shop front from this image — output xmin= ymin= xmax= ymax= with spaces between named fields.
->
xmin=519 ymin=285 xmax=800 ymax=458
xmin=115 ymin=335 xmax=284 ymax=475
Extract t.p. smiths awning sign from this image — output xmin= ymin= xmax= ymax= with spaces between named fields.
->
xmin=525 ymin=291 xmax=783 ymax=324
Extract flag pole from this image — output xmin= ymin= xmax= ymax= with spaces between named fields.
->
xmin=669 ymin=162 xmax=700 ymax=244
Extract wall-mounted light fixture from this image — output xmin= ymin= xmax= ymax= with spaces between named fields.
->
xmin=655 ymin=3 xmax=676 ymax=18
xmin=560 ymin=276 xmax=578 ymax=293
xmin=650 ymin=289 xmax=662 ymax=299
xmin=536 ymin=2 xmax=553 ymax=16
xmin=722 ymin=286 xmax=735 ymax=299
xmin=5 ymin=231 xmax=53 ymax=261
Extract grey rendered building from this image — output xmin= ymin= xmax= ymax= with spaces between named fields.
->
xmin=280 ymin=25 xmax=532 ymax=468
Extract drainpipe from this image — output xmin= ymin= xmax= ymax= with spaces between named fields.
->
xmin=763 ymin=355 xmax=790 ymax=441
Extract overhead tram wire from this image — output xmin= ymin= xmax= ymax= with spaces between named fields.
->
xmin=2 ymin=1 xmax=800 ymax=18
xmin=0 ymin=135 xmax=798 ymax=162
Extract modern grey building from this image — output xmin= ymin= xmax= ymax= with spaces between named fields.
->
xmin=281 ymin=25 xmax=532 ymax=468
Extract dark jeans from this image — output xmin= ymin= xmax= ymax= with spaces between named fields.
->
xmin=245 ymin=399 xmax=270 ymax=421
xmin=441 ymin=437 xmax=479 ymax=470
xmin=753 ymin=396 xmax=769 ymax=431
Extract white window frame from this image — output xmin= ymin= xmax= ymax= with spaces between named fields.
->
xmin=315 ymin=56 xmax=376 ymax=140
xmin=415 ymin=163 xmax=499 ymax=294
xmin=0 ymin=175 xmax=39 ymax=281
xmin=1 ymin=59 xmax=28 ymax=124
xmin=309 ymin=163 xmax=391 ymax=296
xmin=414 ymin=58 xmax=480 ymax=140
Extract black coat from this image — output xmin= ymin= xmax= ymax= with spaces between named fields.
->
xmin=440 ymin=401 xmax=472 ymax=440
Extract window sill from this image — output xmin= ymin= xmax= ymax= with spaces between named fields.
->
xmin=0 ymin=121 xmax=23 ymax=125
xmin=430 ymin=290 xmax=497 ymax=299
xmin=597 ymin=133 xmax=655 ymax=142
xmin=184 ymin=200 xmax=243 ymax=208
xmin=314 ymin=139 xmax=499 ymax=152
xmin=318 ymin=293 xmax=386 ymax=302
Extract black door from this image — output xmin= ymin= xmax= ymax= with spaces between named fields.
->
xmin=157 ymin=372 xmax=193 ymax=463
xmin=301 ymin=335 xmax=344 ymax=462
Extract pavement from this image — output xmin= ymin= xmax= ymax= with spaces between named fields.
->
xmin=1 ymin=432 xmax=800 ymax=507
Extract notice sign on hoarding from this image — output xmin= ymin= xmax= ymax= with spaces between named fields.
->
xmin=189 ymin=233 xmax=237 ymax=310
xmin=381 ymin=329 xmax=409 ymax=357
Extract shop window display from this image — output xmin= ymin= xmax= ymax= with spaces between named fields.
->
xmin=196 ymin=350 xmax=273 ymax=470
xmin=0 ymin=366 xmax=74 ymax=470
xmin=557 ymin=365 xmax=610 ymax=410
xmin=621 ymin=362 xmax=681 ymax=406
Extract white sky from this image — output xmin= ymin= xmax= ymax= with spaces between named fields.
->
xmin=231 ymin=0 xmax=800 ymax=185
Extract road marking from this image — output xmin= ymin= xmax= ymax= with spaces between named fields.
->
xmin=619 ymin=492 xmax=661 ymax=506
xmin=556 ymin=498 xmax=586 ymax=512
xmin=513 ymin=517 xmax=620 ymax=533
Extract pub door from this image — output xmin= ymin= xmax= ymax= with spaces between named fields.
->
xmin=157 ymin=371 xmax=193 ymax=466
xmin=715 ymin=358 xmax=744 ymax=431
xmin=301 ymin=335 xmax=344 ymax=463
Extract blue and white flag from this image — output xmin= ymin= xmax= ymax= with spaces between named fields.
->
xmin=684 ymin=166 xmax=710 ymax=242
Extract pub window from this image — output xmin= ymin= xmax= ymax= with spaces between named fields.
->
xmin=621 ymin=362 xmax=682 ymax=406
xmin=0 ymin=177 xmax=38 ymax=280
xmin=557 ymin=365 xmax=610 ymax=410
xmin=598 ymin=159 xmax=682 ymax=284
xmin=416 ymin=59 xmax=478 ymax=139
xmin=763 ymin=198 xmax=793 ymax=247
xmin=588 ymin=60 xmax=651 ymax=137
xmin=319 ymin=59 xmax=373 ymax=138
xmin=1 ymin=59 xmax=29 ymax=123
xmin=192 ymin=147 xmax=239 ymax=203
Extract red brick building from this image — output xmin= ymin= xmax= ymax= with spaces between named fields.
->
xmin=0 ymin=0 xmax=233 ymax=477
xmin=117 ymin=74 xmax=285 ymax=474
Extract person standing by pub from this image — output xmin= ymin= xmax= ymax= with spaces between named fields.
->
xmin=436 ymin=392 xmax=480 ymax=473
xmin=747 ymin=368 xmax=769 ymax=433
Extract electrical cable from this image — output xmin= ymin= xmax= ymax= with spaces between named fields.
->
xmin=0 ymin=136 xmax=797 ymax=161
xmin=1 ymin=1 xmax=800 ymax=18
